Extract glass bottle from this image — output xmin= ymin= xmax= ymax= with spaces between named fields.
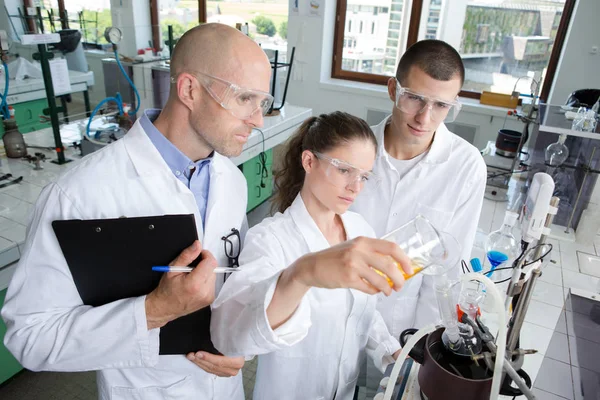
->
xmin=484 ymin=211 xmax=519 ymax=279
xmin=545 ymin=134 xmax=569 ymax=167
xmin=2 ymin=119 xmax=28 ymax=158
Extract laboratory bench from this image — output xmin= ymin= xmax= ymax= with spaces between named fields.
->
xmin=0 ymin=70 xmax=95 ymax=136
xmin=0 ymin=104 xmax=310 ymax=384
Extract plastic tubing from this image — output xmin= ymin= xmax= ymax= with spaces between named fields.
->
xmin=383 ymin=324 xmax=436 ymax=400
xmin=114 ymin=50 xmax=140 ymax=115
xmin=85 ymin=94 xmax=123 ymax=138
xmin=383 ymin=272 xmax=506 ymax=400
xmin=466 ymin=272 xmax=507 ymax=400
xmin=1 ymin=60 xmax=9 ymax=119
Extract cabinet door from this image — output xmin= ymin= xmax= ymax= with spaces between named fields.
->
xmin=243 ymin=150 xmax=275 ymax=213
xmin=27 ymin=99 xmax=51 ymax=132
xmin=264 ymin=149 xmax=274 ymax=198
xmin=0 ymin=288 xmax=23 ymax=384
xmin=12 ymin=99 xmax=50 ymax=133
xmin=242 ymin=157 xmax=260 ymax=212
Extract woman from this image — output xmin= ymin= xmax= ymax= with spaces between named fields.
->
xmin=211 ymin=111 xmax=410 ymax=400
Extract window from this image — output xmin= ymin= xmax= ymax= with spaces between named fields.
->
xmin=39 ymin=0 xmax=113 ymax=47
xmin=475 ymin=24 xmax=490 ymax=44
xmin=157 ymin=1 xmax=290 ymax=55
xmin=201 ymin=1 xmax=289 ymax=50
xmin=157 ymin=0 xmax=200 ymax=46
xmin=333 ymin=0 xmax=576 ymax=100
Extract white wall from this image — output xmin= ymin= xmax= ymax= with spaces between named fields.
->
xmin=110 ymin=0 xmax=153 ymax=59
xmin=548 ymin=0 xmax=600 ymax=104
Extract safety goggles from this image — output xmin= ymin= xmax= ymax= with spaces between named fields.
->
xmin=395 ymin=80 xmax=461 ymax=122
xmin=312 ymin=151 xmax=380 ymax=191
xmin=171 ymin=71 xmax=274 ymax=120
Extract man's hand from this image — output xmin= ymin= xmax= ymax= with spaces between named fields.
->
xmin=290 ymin=237 xmax=413 ymax=296
xmin=186 ymin=351 xmax=245 ymax=377
xmin=145 ymin=240 xmax=217 ymax=330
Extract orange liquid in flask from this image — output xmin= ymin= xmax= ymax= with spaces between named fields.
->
xmin=375 ymin=260 xmax=425 ymax=287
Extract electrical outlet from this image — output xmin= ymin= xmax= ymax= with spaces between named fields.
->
xmin=591 ymin=46 xmax=599 ymax=55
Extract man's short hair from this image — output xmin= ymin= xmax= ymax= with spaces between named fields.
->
xmin=396 ymin=40 xmax=465 ymax=86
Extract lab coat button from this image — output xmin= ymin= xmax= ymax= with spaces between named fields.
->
xmin=175 ymin=171 xmax=181 ymax=176
xmin=392 ymin=213 xmax=398 ymax=217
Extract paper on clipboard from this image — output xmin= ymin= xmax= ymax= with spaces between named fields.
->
xmin=49 ymin=58 xmax=72 ymax=95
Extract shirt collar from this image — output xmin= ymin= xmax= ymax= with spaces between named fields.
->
xmin=377 ymin=114 xmax=452 ymax=165
xmin=141 ymin=109 xmax=212 ymax=178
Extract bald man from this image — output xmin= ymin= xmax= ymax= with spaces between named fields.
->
xmin=2 ymin=24 xmax=272 ymax=400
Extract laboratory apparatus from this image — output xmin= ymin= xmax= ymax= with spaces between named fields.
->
xmin=521 ymin=173 xmax=555 ymax=243
xmin=484 ymin=211 xmax=518 ymax=280
xmin=378 ymin=215 xmax=460 ymax=282
xmin=82 ymin=27 xmax=140 ymax=156
xmin=544 ymin=135 xmax=569 ymax=168
xmin=377 ymin=174 xmax=558 ymax=400
xmin=571 ymin=107 xmax=597 ymax=132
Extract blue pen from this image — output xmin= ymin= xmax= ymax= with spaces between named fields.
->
xmin=152 ymin=266 xmax=239 ymax=273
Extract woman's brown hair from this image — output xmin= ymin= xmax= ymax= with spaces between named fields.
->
xmin=271 ymin=111 xmax=377 ymax=214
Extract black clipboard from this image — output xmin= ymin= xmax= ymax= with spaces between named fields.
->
xmin=52 ymin=214 xmax=219 ymax=355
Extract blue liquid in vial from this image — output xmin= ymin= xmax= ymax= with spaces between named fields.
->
xmin=486 ymin=251 xmax=509 ymax=277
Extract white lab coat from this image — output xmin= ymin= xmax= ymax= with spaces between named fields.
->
xmin=1 ymin=120 xmax=248 ymax=400
xmin=352 ymin=116 xmax=486 ymax=394
xmin=211 ymin=195 xmax=401 ymax=400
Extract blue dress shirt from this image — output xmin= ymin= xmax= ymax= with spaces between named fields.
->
xmin=140 ymin=109 xmax=211 ymax=230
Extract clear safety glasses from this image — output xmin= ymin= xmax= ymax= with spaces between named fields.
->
xmin=313 ymin=152 xmax=380 ymax=191
xmin=395 ymin=80 xmax=462 ymax=123
xmin=171 ymin=71 xmax=274 ymax=120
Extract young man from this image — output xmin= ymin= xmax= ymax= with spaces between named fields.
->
xmin=351 ymin=39 xmax=486 ymax=393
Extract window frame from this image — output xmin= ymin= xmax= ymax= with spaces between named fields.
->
xmin=150 ymin=0 xmax=205 ymax=53
xmin=332 ymin=0 xmax=577 ymax=102
xmin=38 ymin=0 xmax=114 ymax=47
xmin=44 ymin=0 xmax=206 ymax=48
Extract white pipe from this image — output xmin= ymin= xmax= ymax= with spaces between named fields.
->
xmin=467 ymin=272 xmax=507 ymax=400
xmin=383 ymin=273 xmax=506 ymax=400
xmin=383 ymin=324 xmax=436 ymax=400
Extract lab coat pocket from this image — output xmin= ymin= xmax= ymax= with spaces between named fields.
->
xmin=111 ymin=375 xmax=193 ymax=400
xmin=415 ymin=203 xmax=454 ymax=232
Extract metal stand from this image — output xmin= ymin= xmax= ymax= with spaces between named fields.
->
xmin=167 ymin=25 xmax=174 ymax=58
xmin=489 ymin=86 xmax=540 ymax=204
xmin=267 ymin=47 xmax=295 ymax=114
xmin=35 ymin=7 xmax=71 ymax=165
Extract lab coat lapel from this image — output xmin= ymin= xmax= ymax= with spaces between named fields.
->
xmin=202 ymin=154 xmax=227 ymax=250
xmin=123 ymin=119 xmax=202 ymax=218
xmin=338 ymin=212 xmax=367 ymax=307
xmin=288 ymin=195 xmax=331 ymax=253
xmin=289 ymin=195 xmax=366 ymax=309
